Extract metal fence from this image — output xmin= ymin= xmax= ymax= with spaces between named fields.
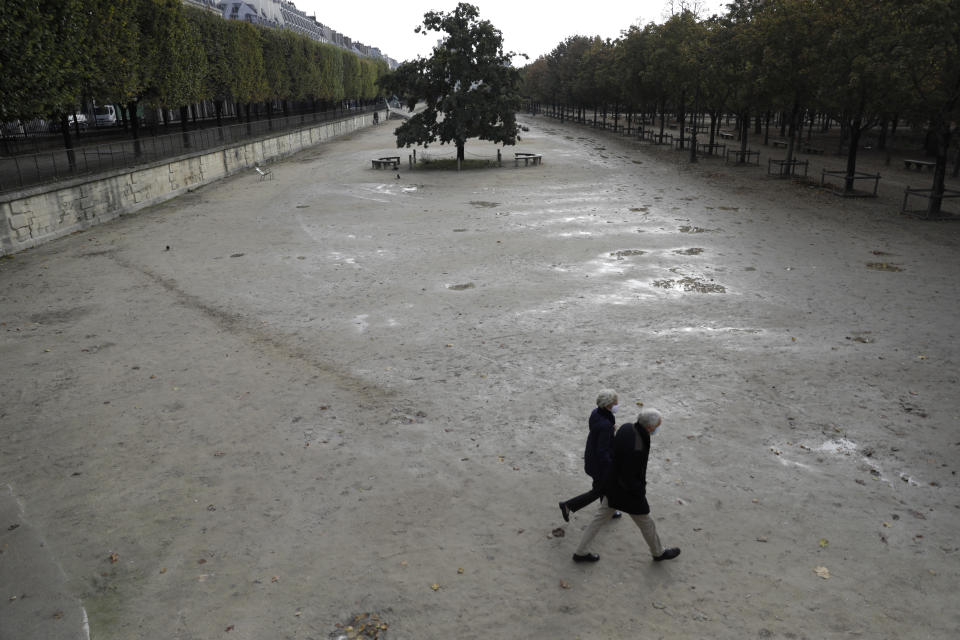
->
xmin=0 ymin=105 xmax=376 ymax=194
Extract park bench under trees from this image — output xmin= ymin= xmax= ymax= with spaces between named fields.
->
xmin=903 ymin=159 xmax=936 ymax=170
xmin=371 ymin=156 xmax=400 ymax=169
xmin=514 ymin=152 xmax=542 ymax=166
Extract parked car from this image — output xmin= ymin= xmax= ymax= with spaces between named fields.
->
xmin=93 ymin=104 xmax=117 ymax=126
xmin=69 ymin=112 xmax=88 ymax=130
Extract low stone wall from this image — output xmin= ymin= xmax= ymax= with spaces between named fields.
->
xmin=0 ymin=111 xmax=383 ymax=256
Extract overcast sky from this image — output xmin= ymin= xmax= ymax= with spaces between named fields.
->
xmin=295 ymin=1 xmax=729 ymax=66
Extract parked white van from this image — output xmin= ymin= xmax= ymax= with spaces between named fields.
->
xmin=93 ymin=105 xmax=117 ymax=126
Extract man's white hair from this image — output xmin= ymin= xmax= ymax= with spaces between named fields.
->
xmin=596 ymin=389 xmax=618 ymax=408
xmin=636 ymin=408 xmax=662 ymax=428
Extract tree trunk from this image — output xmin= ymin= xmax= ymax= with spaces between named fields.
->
xmin=128 ymin=100 xmax=142 ymax=158
xmin=456 ymin=141 xmax=465 ymax=161
xmin=179 ymin=105 xmax=190 ymax=148
xmin=59 ymin=114 xmax=77 ymax=171
xmin=740 ymin=109 xmax=760 ymax=157
xmin=844 ymin=117 xmax=862 ymax=193
xmin=927 ymin=123 xmax=952 ymax=218
xmin=785 ymin=103 xmax=799 ymax=165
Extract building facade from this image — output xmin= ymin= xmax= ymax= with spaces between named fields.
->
xmin=213 ymin=0 xmax=397 ymax=68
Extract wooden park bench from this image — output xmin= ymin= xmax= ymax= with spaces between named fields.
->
xmin=372 ymin=156 xmax=401 ymax=169
xmin=515 ymin=152 xmax=542 ymax=167
xmin=717 ymin=131 xmax=736 ymax=140
xmin=903 ymin=159 xmax=935 ymax=171
xmin=771 ymin=139 xmax=788 ymax=149
xmin=802 ymin=146 xmax=824 ymax=154
xmin=254 ymin=166 xmax=272 ymax=181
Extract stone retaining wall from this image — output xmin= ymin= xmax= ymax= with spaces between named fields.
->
xmin=0 ymin=111 xmax=382 ymax=256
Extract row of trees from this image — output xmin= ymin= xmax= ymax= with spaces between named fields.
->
xmin=520 ymin=0 xmax=960 ymax=216
xmin=1 ymin=0 xmax=389 ymax=153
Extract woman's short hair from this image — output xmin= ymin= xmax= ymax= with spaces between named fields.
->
xmin=596 ymin=389 xmax=618 ymax=408
xmin=636 ymin=408 xmax=662 ymax=428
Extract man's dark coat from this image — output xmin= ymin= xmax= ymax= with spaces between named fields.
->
xmin=604 ymin=422 xmax=652 ymax=515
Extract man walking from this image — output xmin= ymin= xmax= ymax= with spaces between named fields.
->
xmin=571 ymin=408 xmax=680 ymax=563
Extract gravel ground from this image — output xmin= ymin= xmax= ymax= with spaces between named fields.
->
xmin=1 ymin=114 xmax=959 ymax=640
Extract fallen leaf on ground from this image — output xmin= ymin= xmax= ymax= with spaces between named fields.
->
xmin=457 ymin=568 xmax=464 ymax=574
xmin=431 ymin=583 xmax=440 ymax=591
xmin=109 ymin=553 xmax=119 ymax=563
xmin=819 ymin=538 xmax=829 ymax=548
xmin=551 ymin=527 xmax=565 ymax=538
xmin=271 ymin=576 xmax=279 ymax=583
xmin=225 ymin=625 xmax=234 ymax=632
xmin=559 ymin=580 xmax=570 ymax=589
xmin=814 ymin=566 xmax=831 ymax=579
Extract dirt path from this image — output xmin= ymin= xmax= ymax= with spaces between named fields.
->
xmin=1 ymin=116 xmax=958 ymax=640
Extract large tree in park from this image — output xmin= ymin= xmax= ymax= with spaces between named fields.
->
xmin=894 ymin=0 xmax=960 ymax=216
xmin=754 ymin=0 xmax=829 ymax=165
xmin=818 ymin=0 xmax=901 ymax=193
xmin=379 ymin=3 xmax=522 ymax=161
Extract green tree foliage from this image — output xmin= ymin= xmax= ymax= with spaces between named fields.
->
xmin=232 ymin=21 xmax=269 ymax=108
xmin=191 ymin=7 xmax=235 ymax=125
xmin=379 ymin=3 xmax=522 ymax=160
xmin=0 ymin=0 xmax=86 ymax=119
xmin=317 ymin=44 xmax=345 ymax=103
xmin=342 ymin=50 xmax=362 ymax=101
xmin=135 ymin=0 xmax=206 ymax=110
xmin=83 ymin=1 xmax=141 ymax=108
xmin=262 ymin=28 xmax=291 ymax=113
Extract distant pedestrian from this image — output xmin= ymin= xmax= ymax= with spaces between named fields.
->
xmin=571 ymin=408 xmax=680 ymax=563
xmin=558 ymin=390 xmax=623 ymax=522
xmin=373 ymin=111 xmax=380 ymax=125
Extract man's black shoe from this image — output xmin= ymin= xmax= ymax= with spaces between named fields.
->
xmin=572 ymin=553 xmax=600 ymax=563
xmin=653 ymin=548 xmax=681 ymax=562
xmin=559 ymin=502 xmax=570 ymax=522
xmin=612 ymin=511 xmax=622 ymax=519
